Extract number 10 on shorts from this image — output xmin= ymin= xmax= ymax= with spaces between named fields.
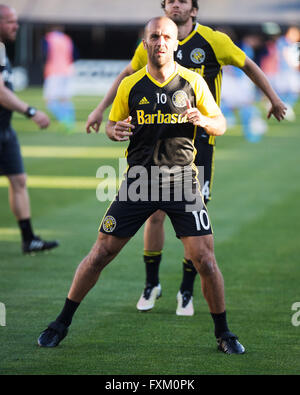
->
xmin=192 ymin=210 xmax=210 ymax=231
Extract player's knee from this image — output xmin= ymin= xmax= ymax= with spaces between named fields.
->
xmin=9 ymin=173 xmax=27 ymax=191
xmin=147 ymin=211 xmax=166 ymax=226
xmin=93 ymin=241 xmax=115 ymax=264
xmin=191 ymin=251 xmax=216 ymax=277
xmin=86 ymin=245 xmax=111 ymax=273
xmin=89 ymin=235 xmax=121 ymax=271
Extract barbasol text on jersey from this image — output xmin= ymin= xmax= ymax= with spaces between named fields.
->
xmin=136 ymin=110 xmax=188 ymax=125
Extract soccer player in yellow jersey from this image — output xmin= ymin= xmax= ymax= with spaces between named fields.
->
xmin=86 ymin=0 xmax=287 ymax=316
xmin=38 ymin=16 xmax=245 ymax=354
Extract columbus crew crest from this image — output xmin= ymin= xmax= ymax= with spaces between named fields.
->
xmin=103 ymin=215 xmax=117 ymax=233
xmin=190 ymin=48 xmax=205 ymax=64
xmin=172 ymin=90 xmax=188 ymax=108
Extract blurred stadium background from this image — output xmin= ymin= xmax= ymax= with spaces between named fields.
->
xmin=7 ymin=0 xmax=300 ymax=92
xmin=1 ymin=0 xmax=300 ymax=375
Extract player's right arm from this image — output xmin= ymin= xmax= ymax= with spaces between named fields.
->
xmin=0 ymin=74 xmax=50 ymax=128
xmin=105 ymin=75 xmax=136 ymax=142
xmin=86 ymin=42 xmax=147 ymax=134
xmin=106 ymin=117 xmax=135 ymax=142
xmin=86 ymin=63 xmax=135 ymax=134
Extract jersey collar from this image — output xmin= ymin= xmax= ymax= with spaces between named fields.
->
xmin=178 ymin=23 xmax=199 ymax=46
xmin=146 ymin=62 xmax=178 ymax=88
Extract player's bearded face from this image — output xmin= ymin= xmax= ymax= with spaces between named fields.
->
xmin=0 ymin=8 xmax=19 ymax=42
xmin=144 ymin=23 xmax=178 ymax=67
xmin=164 ymin=0 xmax=197 ymax=25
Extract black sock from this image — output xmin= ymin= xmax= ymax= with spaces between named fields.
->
xmin=211 ymin=311 xmax=230 ymax=338
xmin=18 ymin=218 xmax=34 ymax=242
xmin=144 ymin=251 xmax=162 ymax=286
xmin=56 ymin=298 xmax=80 ymax=327
xmin=180 ymin=259 xmax=198 ymax=295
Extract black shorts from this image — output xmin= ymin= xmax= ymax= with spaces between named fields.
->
xmin=0 ymin=126 xmax=24 ymax=176
xmin=99 ymin=181 xmax=212 ymax=239
xmin=194 ymin=139 xmax=215 ymax=204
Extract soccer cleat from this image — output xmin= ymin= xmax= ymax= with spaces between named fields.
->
xmin=217 ymin=331 xmax=245 ymax=354
xmin=38 ymin=321 xmax=68 ymax=347
xmin=22 ymin=236 xmax=59 ymax=254
xmin=176 ymin=290 xmax=194 ymax=316
xmin=136 ymin=283 xmax=162 ymax=311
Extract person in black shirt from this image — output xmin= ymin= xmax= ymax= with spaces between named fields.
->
xmin=38 ymin=17 xmax=245 ymax=354
xmin=0 ymin=4 xmax=59 ymax=254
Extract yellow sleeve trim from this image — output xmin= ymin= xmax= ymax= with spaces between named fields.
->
xmin=197 ymin=24 xmax=246 ymax=68
xmin=214 ymin=70 xmax=222 ymax=107
xmin=109 ymin=67 xmax=147 ymax=122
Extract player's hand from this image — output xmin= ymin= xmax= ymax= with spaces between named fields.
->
xmin=267 ymin=99 xmax=287 ymax=121
xmin=86 ymin=108 xmax=103 ymax=134
xmin=32 ymin=111 xmax=50 ymax=129
xmin=113 ymin=116 xmax=135 ymax=141
xmin=181 ymin=99 xmax=207 ymax=128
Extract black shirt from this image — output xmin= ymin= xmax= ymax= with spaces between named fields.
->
xmin=0 ymin=56 xmax=13 ymax=130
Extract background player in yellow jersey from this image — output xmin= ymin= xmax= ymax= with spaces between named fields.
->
xmin=38 ymin=16 xmax=245 ymax=354
xmin=86 ymin=0 xmax=287 ymax=316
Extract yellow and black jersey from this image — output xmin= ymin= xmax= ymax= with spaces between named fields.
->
xmin=109 ymin=63 xmax=221 ymax=171
xmin=131 ymin=23 xmax=246 ymax=145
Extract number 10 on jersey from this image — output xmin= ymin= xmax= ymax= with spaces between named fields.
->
xmin=156 ymin=93 xmax=167 ymax=104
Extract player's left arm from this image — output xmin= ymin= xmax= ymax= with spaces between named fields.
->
xmin=212 ymin=30 xmax=286 ymax=121
xmin=182 ymin=75 xmax=226 ymax=136
xmin=241 ymin=56 xmax=287 ymax=121
xmin=182 ymin=99 xmax=226 ymax=136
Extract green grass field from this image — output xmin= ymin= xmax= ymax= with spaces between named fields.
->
xmin=0 ymin=88 xmax=300 ymax=375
